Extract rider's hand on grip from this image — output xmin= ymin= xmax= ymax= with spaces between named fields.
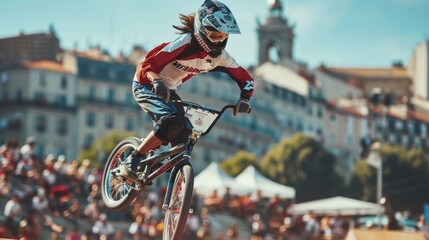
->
xmin=233 ymin=98 xmax=251 ymax=116
xmin=152 ymin=79 xmax=170 ymax=102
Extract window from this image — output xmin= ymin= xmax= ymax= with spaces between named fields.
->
xmin=16 ymin=89 xmax=23 ymax=102
xmin=88 ymin=85 xmax=96 ymax=101
xmin=97 ymin=66 xmax=108 ymax=79
xmin=125 ymin=117 xmax=134 ymax=131
xmin=84 ymin=134 xmax=94 ymax=148
xmin=407 ymin=121 xmax=414 ymax=134
xmin=86 ymin=112 xmax=96 ymax=127
xmin=105 ymin=113 xmax=114 ymax=129
xmin=317 ymin=106 xmax=323 ymax=118
xmin=125 ymin=93 xmax=134 ymax=107
xmin=9 ymin=112 xmax=23 ymax=130
xmin=107 ymin=88 xmax=115 ymax=103
xmin=55 ymin=95 xmax=67 ymax=107
xmin=35 ymin=115 xmax=47 ymax=132
xmin=39 ymin=73 xmax=46 ymax=87
xmin=34 ymin=92 xmax=46 ymax=104
xmin=1 ymin=72 xmax=9 ymax=85
xmin=0 ymin=90 xmax=8 ymax=102
xmin=61 ymin=75 xmax=67 ymax=89
xmin=57 ymin=117 xmax=68 ymax=135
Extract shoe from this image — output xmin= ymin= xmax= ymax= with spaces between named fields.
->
xmin=120 ymin=151 xmax=142 ymax=181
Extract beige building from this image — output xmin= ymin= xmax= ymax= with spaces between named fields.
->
xmin=408 ymin=41 xmax=429 ymax=99
xmin=0 ymin=61 xmax=77 ymax=159
xmin=317 ymin=65 xmax=412 ymax=101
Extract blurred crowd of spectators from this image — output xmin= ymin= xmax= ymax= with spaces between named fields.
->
xmin=1 ymin=136 xmax=428 ymax=240
xmin=200 ymin=188 xmax=351 ymax=240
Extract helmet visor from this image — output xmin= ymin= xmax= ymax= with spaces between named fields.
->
xmin=201 ymin=25 xmax=229 ymax=43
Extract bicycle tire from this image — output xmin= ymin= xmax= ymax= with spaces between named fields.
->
xmin=101 ymin=137 xmax=141 ymax=211
xmin=163 ymin=164 xmax=194 ymax=240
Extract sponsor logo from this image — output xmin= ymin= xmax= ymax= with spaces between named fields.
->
xmin=195 ymin=118 xmax=203 ymax=126
xmin=243 ymin=80 xmax=254 ymax=91
xmin=172 ymin=61 xmax=206 ymax=73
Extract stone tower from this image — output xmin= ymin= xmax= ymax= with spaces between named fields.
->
xmin=257 ymin=0 xmax=295 ymax=65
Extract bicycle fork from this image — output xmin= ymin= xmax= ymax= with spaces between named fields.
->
xmin=162 ymin=139 xmax=195 ymax=211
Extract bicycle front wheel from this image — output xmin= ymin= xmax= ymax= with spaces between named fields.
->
xmin=163 ymin=164 xmax=194 ymax=240
xmin=101 ymin=137 xmax=141 ymax=211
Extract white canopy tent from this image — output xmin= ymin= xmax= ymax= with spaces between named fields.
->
xmin=289 ymin=196 xmax=384 ymax=216
xmin=194 ymin=162 xmax=235 ymax=196
xmin=233 ymin=165 xmax=296 ymax=199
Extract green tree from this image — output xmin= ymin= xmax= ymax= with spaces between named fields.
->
xmin=220 ymin=151 xmax=259 ymax=177
xmin=260 ymin=133 xmax=343 ymax=202
xmin=77 ymin=131 xmax=136 ymax=167
xmin=349 ymin=144 xmax=429 ymax=213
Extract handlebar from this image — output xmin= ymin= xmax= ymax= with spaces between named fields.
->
xmin=177 ymin=101 xmax=249 ymax=136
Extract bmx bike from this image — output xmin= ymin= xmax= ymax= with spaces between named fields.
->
xmin=101 ymin=100 xmax=237 ymax=239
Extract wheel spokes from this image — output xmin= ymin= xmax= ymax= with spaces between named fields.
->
xmin=165 ymin=171 xmax=186 ymax=238
xmin=105 ymin=147 xmax=133 ymax=202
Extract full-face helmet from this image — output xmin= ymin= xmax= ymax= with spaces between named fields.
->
xmin=194 ymin=0 xmax=241 ymax=57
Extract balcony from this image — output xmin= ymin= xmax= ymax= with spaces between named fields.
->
xmin=0 ymin=99 xmax=76 ymax=112
xmin=77 ymin=97 xmax=139 ymax=110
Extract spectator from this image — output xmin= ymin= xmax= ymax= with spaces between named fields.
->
xmin=0 ymin=171 xmax=12 ymax=197
xmin=129 ymin=214 xmax=147 ymax=240
xmin=66 ymin=160 xmax=80 ymax=194
xmin=63 ymin=198 xmax=82 ymax=222
xmin=320 ymin=214 xmax=332 ymax=240
xmin=250 ymin=213 xmax=266 ymax=240
xmin=3 ymin=194 xmax=23 ymax=237
xmin=147 ymin=217 xmax=160 ymax=239
xmin=18 ymin=137 xmax=39 ymax=178
xmin=304 ymin=211 xmax=320 ymax=240
xmin=84 ymin=199 xmax=101 ymax=223
xmin=19 ymin=210 xmax=42 ymax=240
xmin=65 ymin=226 xmax=81 ymax=240
xmin=92 ymin=213 xmax=115 ymax=239
xmin=184 ymin=212 xmax=200 ymax=239
xmin=226 ymin=195 xmax=242 ymax=217
xmin=276 ymin=217 xmax=292 ymax=239
xmin=53 ymin=155 xmax=68 ymax=182
xmin=0 ymin=139 xmax=19 ymax=171
xmin=204 ymin=190 xmax=223 ymax=212
xmin=20 ymin=136 xmax=37 ymax=161
xmin=226 ymin=224 xmax=240 ymax=240
xmin=222 ymin=187 xmax=232 ymax=211
xmin=196 ymin=219 xmax=211 ymax=240
xmin=139 ymin=200 xmax=153 ymax=219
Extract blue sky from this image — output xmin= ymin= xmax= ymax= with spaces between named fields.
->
xmin=1 ymin=0 xmax=428 ymax=68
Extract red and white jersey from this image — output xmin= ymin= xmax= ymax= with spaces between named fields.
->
xmin=135 ymin=33 xmax=254 ymax=100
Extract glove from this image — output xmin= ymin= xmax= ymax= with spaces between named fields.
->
xmin=234 ymin=98 xmax=251 ymax=116
xmin=152 ymin=79 xmax=170 ymax=102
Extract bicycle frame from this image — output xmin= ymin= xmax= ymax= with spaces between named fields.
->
xmin=137 ymin=101 xmax=235 ymax=207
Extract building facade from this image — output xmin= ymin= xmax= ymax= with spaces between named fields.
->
xmin=0 ymin=61 xmax=77 ymax=158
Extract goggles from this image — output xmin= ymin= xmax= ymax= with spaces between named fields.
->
xmin=201 ymin=25 xmax=229 ymax=43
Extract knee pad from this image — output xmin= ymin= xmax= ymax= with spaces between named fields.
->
xmin=154 ymin=113 xmax=188 ymax=143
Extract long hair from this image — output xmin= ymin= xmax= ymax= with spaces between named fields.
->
xmin=172 ymin=13 xmax=195 ymax=34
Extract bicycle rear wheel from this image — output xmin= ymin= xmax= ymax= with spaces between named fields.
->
xmin=101 ymin=137 xmax=141 ymax=211
xmin=163 ymin=164 xmax=194 ymax=240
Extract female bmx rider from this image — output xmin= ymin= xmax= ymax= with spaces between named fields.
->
xmin=121 ymin=0 xmax=254 ymax=181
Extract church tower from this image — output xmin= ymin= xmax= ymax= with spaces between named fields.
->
xmin=257 ymin=0 xmax=295 ymax=65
